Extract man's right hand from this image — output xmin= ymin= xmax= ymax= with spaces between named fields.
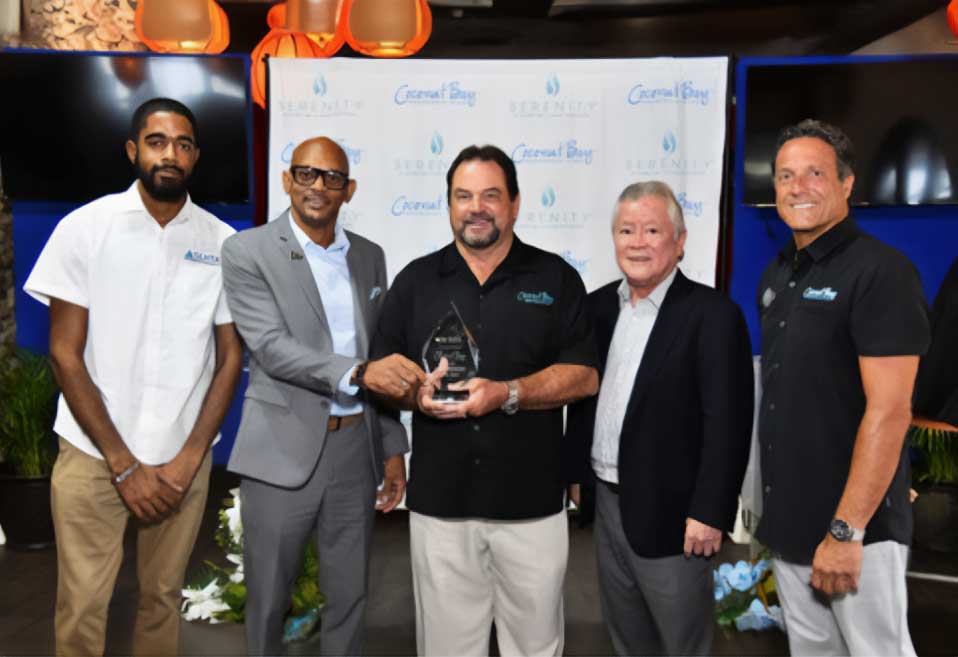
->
xmin=362 ymin=354 xmax=426 ymax=398
xmin=113 ymin=462 xmax=182 ymax=524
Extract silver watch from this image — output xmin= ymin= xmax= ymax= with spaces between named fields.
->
xmin=501 ymin=380 xmax=519 ymax=415
xmin=829 ymin=518 xmax=865 ymax=542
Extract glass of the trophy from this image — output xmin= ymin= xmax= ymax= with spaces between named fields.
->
xmin=422 ymin=302 xmax=479 ymax=402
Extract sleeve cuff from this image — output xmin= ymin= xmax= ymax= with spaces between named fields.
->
xmin=338 ymin=366 xmax=360 ymax=395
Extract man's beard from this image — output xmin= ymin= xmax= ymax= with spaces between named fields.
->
xmin=458 ymin=213 xmax=501 ymax=249
xmin=136 ymin=158 xmax=191 ymax=203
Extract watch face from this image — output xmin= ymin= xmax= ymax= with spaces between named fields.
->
xmin=829 ymin=519 xmax=852 ymax=542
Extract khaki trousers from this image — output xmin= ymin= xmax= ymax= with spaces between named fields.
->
xmin=51 ymin=437 xmax=211 ymax=657
xmin=409 ymin=510 xmax=568 ymax=657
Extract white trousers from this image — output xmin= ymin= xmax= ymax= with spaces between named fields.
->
xmin=772 ymin=541 xmax=916 ymax=657
xmin=409 ymin=510 xmax=568 ymax=657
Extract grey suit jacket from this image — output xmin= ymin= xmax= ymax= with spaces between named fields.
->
xmin=221 ymin=211 xmax=407 ymax=488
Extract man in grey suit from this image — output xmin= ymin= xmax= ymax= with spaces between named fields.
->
xmin=221 ymin=137 xmax=425 ymax=656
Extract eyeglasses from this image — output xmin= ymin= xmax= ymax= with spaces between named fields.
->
xmin=289 ymin=165 xmax=349 ymax=190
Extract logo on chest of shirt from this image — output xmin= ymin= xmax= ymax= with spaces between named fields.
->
xmin=802 ymin=286 xmax=838 ymax=302
xmin=184 ymin=250 xmax=220 ymax=266
xmin=517 ymin=291 xmax=555 ymax=306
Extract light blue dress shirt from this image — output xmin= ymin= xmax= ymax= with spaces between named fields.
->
xmin=289 ymin=215 xmax=362 ymax=416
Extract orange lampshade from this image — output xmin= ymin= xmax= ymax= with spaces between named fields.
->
xmin=948 ymin=0 xmax=958 ymax=38
xmin=250 ymin=29 xmax=326 ymax=108
xmin=135 ymin=0 xmax=230 ymax=54
xmin=266 ymin=1 xmax=346 ymax=57
xmin=342 ymin=0 xmax=431 ymax=58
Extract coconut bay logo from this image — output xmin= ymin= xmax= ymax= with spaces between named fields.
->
xmin=627 ymin=80 xmax=711 ymax=106
xmin=510 ymin=73 xmax=599 ymax=119
xmin=390 ymin=192 xmax=449 ymax=217
xmin=519 ymin=185 xmax=591 ymax=229
xmin=559 ymin=250 xmax=589 ymax=275
xmin=277 ymin=75 xmax=364 ymax=117
xmin=280 ymin=138 xmax=363 ymax=167
xmin=625 ymin=129 xmax=715 ymax=176
xmin=394 ymin=81 xmax=478 ymax=107
xmin=394 ymin=132 xmax=450 ymax=177
xmin=676 ymin=192 xmax=704 ymax=218
xmin=511 ymin=139 xmax=595 ymax=165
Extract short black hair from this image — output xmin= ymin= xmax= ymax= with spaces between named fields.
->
xmin=446 ymin=145 xmax=519 ymax=201
xmin=773 ymin=119 xmax=855 ymax=180
xmin=130 ymin=97 xmax=199 ymax=144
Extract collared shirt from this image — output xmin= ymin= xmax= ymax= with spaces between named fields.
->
xmin=288 ymin=215 xmax=361 ymax=415
xmin=371 ymin=237 xmax=598 ymax=520
xmin=23 ymin=182 xmax=235 ymax=465
xmin=591 ymin=268 xmax=676 ymax=483
xmin=756 ymin=216 xmax=929 ymax=564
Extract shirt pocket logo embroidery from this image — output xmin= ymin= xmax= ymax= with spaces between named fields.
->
xmin=802 ymin=286 xmax=838 ymax=302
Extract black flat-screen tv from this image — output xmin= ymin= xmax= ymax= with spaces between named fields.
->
xmin=742 ymin=57 xmax=958 ymax=207
xmin=0 ymin=51 xmax=251 ymax=204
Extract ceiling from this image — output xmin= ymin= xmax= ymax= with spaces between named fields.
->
xmin=222 ymin=0 xmax=950 ymax=57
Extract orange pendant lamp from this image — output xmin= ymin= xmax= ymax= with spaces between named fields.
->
xmin=135 ymin=0 xmax=230 ymax=54
xmin=948 ymin=0 xmax=957 ymax=38
xmin=251 ymin=1 xmax=345 ymax=108
xmin=342 ymin=0 xmax=431 ymax=58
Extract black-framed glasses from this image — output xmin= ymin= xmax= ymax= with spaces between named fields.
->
xmin=289 ymin=165 xmax=349 ymax=190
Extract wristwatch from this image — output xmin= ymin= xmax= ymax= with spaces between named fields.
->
xmin=829 ymin=518 xmax=865 ymax=542
xmin=501 ymin=380 xmax=519 ymax=415
xmin=351 ymin=361 xmax=369 ymax=389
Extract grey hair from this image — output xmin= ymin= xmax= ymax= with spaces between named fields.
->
xmin=773 ymin=119 xmax=855 ymax=181
xmin=613 ymin=180 xmax=686 ymax=239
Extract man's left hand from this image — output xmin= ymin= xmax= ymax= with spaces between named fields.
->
xmin=155 ymin=450 xmax=203 ymax=500
xmin=376 ymin=454 xmax=406 ymax=512
xmin=811 ymin=534 xmax=862 ymax=595
xmin=447 ymin=378 xmax=509 ymax=418
xmin=684 ymin=518 xmax=723 ymax=558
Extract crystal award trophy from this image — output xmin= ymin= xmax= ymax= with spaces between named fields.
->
xmin=422 ymin=301 xmax=479 ymax=402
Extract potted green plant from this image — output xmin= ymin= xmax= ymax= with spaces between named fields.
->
xmin=0 ymin=349 xmax=59 ymax=549
xmin=909 ymin=418 xmax=958 ymax=553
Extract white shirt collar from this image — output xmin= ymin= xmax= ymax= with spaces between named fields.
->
xmin=118 ymin=181 xmax=194 ymax=226
xmin=617 ymin=266 xmax=678 ymax=311
xmin=288 ymin=212 xmax=350 ymax=254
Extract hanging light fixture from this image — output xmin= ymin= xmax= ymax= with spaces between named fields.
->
xmin=135 ymin=0 xmax=230 ymax=54
xmin=948 ymin=0 xmax=957 ymax=39
xmin=251 ymin=1 xmax=346 ymax=108
xmin=342 ymin=0 xmax=431 ymax=58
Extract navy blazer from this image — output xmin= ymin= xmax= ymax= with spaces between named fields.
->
xmin=565 ymin=269 xmax=754 ymax=558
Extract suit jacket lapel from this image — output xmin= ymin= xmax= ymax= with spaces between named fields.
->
xmin=623 ymin=270 xmax=694 ymax=419
xmin=345 ymin=239 xmax=370 ymax=356
xmin=273 ymin=212 xmax=331 ymax=335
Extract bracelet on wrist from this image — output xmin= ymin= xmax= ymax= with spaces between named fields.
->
xmin=112 ymin=461 xmax=140 ymax=485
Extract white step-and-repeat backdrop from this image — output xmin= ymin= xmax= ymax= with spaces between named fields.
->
xmin=267 ymin=57 xmax=729 ymax=291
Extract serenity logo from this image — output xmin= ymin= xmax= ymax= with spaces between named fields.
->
xmin=313 ymin=75 xmax=327 ymax=96
xmin=512 ymin=139 xmax=594 ymax=165
xmin=541 ymin=186 xmax=557 ymax=208
xmin=393 ymin=133 xmax=449 ymax=177
xmin=627 ymin=80 xmax=711 ymax=106
xmin=662 ymin=130 xmax=678 ymax=154
xmin=545 ymin=73 xmax=560 ymax=96
xmin=394 ymin=81 xmax=478 ymax=107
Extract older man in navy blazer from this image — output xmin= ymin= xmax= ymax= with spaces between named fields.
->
xmin=566 ymin=180 xmax=754 ymax=656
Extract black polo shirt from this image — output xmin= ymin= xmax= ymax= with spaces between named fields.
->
xmin=755 ymin=216 xmax=929 ymax=564
xmin=371 ymin=237 xmax=597 ymax=520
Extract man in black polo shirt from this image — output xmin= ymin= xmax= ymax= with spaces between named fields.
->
xmin=371 ymin=144 xmax=599 ymax=656
xmin=757 ymin=119 xmax=929 ymax=656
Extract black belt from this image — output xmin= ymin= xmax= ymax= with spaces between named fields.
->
xmin=599 ymin=479 xmax=620 ymax=495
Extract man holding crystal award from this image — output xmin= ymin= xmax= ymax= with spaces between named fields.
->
xmin=371 ymin=145 xmax=599 ymax=656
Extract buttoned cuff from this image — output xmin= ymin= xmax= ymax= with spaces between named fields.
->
xmin=338 ymin=366 xmax=360 ymax=395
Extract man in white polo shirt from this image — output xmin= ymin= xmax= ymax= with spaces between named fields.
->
xmin=24 ymin=97 xmax=243 ymax=657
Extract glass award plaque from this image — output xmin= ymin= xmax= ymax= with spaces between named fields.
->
xmin=422 ymin=301 xmax=479 ymax=402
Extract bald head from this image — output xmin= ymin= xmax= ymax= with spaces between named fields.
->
xmin=283 ymin=135 xmax=356 ymax=242
xmin=291 ymin=136 xmax=350 ymax=174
